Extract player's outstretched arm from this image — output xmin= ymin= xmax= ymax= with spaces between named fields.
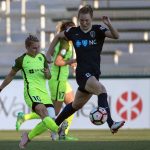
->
xmin=0 ymin=69 xmax=18 ymax=92
xmin=102 ymin=16 xmax=119 ymax=39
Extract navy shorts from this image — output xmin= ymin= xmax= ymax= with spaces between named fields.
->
xmin=76 ymin=72 xmax=100 ymax=93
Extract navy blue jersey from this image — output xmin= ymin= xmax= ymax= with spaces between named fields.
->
xmin=64 ymin=25 xmax=107 ymax=74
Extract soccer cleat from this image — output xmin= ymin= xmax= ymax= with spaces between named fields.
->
xmin=51 ymin=132 xmax=58 ymax=141
xmin=58 ymin=121 xmax=68 ymax=140
xmin=110 ymin=121 xmax=125 ymax=134
xmin=19 ymin=132 xmax=30 ymax=149
xmin=63 ymin=136 xmax=79 ymax=141
xmin=16 ymin=112 xmax=25 ymax=131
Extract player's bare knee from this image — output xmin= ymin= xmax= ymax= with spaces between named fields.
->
xmin=93 ymin=84 xmax=107 ymax=95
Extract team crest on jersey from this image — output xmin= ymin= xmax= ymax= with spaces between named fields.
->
xmin=38 ymin=57 xmax=42 ymax=61
xmin=100 ymin=26 xmax=106 ymax=31
xmin=90 ymin=31 xmax=96 ymax=38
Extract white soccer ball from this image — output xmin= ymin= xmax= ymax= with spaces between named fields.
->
xmin=89 ymin=107 xmax=108 ymax=125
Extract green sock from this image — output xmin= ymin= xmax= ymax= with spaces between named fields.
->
xmin=24 ymin=112 xmax=40 ymax=121
xmin=43 ymin=116 xmax=58 ymax=132
xmin=28 ymin=122 xmax=47 ymax=140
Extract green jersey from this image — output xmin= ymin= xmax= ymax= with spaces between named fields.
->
xmin=50 ymin=39 xmax=73 ymax=81
xmin=12 ymin=53 xmax=52 ymax=107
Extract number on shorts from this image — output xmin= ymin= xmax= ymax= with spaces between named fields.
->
xmin=58 ymin=92 xmax=65 ymax=99
xmin=32 ymin=96 xmax=41 ymax=102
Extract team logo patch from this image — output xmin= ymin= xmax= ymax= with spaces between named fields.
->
xmin=90 ymin=31 xmax=96 ymax=38
xmin=38 ymin=57 xmax=42 ymax=61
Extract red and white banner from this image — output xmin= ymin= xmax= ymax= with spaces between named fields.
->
xmin=0 ymin=79 xmax=150 ymax=130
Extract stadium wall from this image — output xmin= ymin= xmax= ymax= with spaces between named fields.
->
xmin=0 ymin=78 xmax=149 ymax=130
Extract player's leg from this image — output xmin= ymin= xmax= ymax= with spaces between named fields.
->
xmin=55 ymin=89 xmax=92 ymax=126
xmin=55 ymin=71 xmax=93 ymax=126
xmin=16 ymin=112 xmax=39 ymax=131
xmin=19 ymin=122 xmax=47 ymax=149
xmin=19 ymin=104 xmax=58 ymax=148
xmin=85 ymin=75 xmax=125 ymax=133
xmin=19 ymin=105 xmax=57 ymax=149
xmin=62 ymin=83 xmax=78 ymax=141
xmin=64 ymin=82 xmax=74 ymax=135
xmin=46 ymin=105 xmax=58 ymax=141
xmin=25 ymin=91 xmax=58 ymax=132
xmin=49 ymin=79 xmax=68 ymax=139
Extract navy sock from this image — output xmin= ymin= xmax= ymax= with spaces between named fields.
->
xmin=98 ymin=93 xmax=114 ymax=128
xmin=55 ymin=102 xmax=76 ymax=126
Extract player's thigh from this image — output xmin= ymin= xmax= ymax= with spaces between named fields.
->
xmin=72 ymin=90 xmax=92 ymax=110
xmin=85 ymin=76 xmax=106 ymax=95
xmin=49 ymin=79 xmax=66 ymax=101
xmin=64 ymin=82 xmax=74 ymax=104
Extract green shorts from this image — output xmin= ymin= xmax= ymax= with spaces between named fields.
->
xmin=24 ymin=88 xmax=52 ymax=109
xmin=48 ymin=79 xmax=72 ymax=102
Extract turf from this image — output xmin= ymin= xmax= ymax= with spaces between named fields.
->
xmin=0 ymin=130 xmax=150 ymax=150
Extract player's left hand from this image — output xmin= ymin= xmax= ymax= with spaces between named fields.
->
xmin=42 ymin=68 xmax=51 ymax=79
xmin=102 ymin=16 xmax=111 ymax=26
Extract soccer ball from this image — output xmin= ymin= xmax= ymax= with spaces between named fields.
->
xmin=89 ymin=107 xmax=108 ymax=125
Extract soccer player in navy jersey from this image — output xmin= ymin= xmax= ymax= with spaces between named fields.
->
xmin=46 ymin=5 xmax=125 ymax=135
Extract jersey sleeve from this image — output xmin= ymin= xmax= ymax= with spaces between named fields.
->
xmin=12 ymin=56 xmax=23 ymax=71
xmin=64 ymin=27 xmax=75 ymax=41
xmin=96 ymin=25 xmax=108 ymax=39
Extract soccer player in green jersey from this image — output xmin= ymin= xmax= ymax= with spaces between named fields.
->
xmin=0 ymin=35 xmax=59 ymax=148
xmin=16 ymin=21 xmax=78 ymax=141
xmin=48 ymin=21 xmax=77 ymax=140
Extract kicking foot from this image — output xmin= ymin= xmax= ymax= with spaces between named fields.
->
xmin=58 ymin=121 xmax=68 ymax=140
xmin=16 ymin=112 xmax=24 ymax=131
xmin=19 ymin=132 xmax=30 ymax=149
xmin=110 ymin=121 xmax=125 ymax=134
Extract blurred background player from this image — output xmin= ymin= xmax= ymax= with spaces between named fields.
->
xmin=16 ymin=21 xmax=77 ymax=141
xmin=48 ymin=21 xmax=77 ymax=140
xmin=0 ymin=34 xmax=59 ymax=148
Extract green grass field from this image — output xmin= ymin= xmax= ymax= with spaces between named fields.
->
xmin=0 ymin=130 xmax=150 ymax=150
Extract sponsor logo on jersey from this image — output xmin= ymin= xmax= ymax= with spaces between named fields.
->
xmin=29 ymin=68 xmax=43 ymax=74
xmin=82 ymin=40 xmax=88 ymax=47
xmin=75 ymin=39 xmax=97 ymax=48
